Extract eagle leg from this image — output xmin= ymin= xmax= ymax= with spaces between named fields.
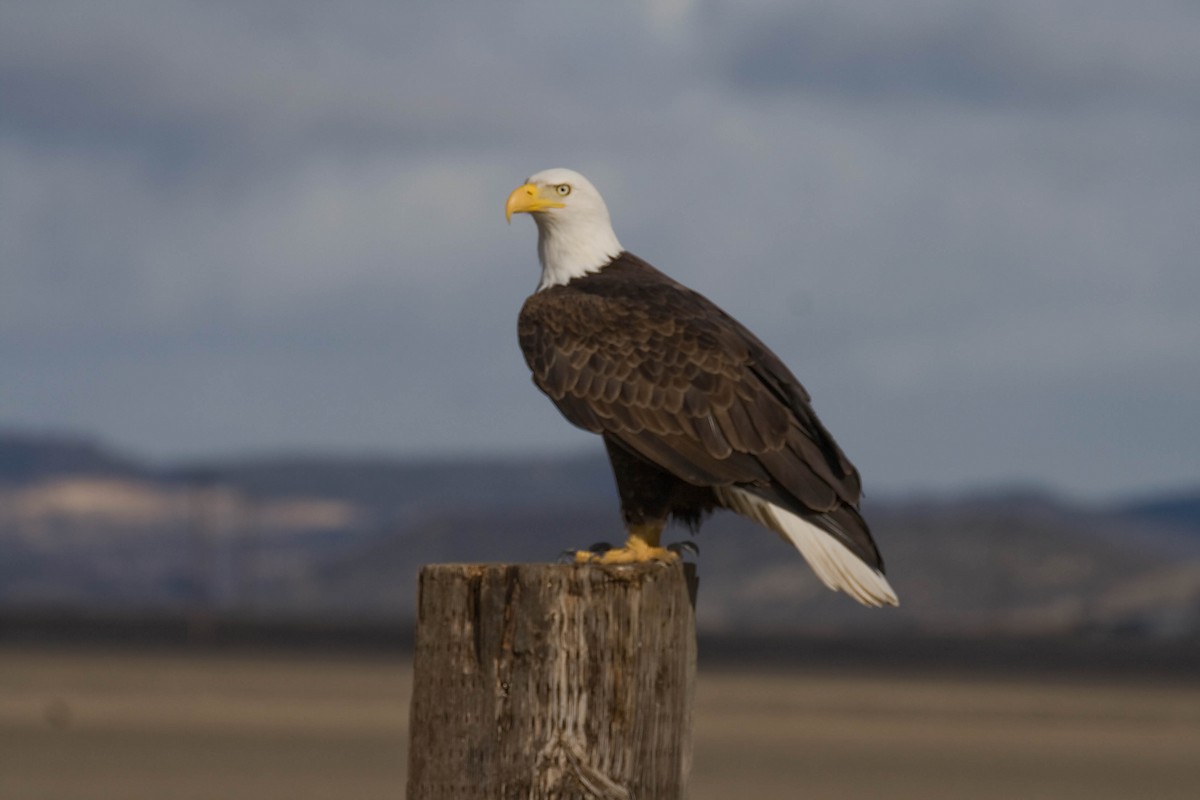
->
xmin=573 ymin=522 xmax=678 ymax=564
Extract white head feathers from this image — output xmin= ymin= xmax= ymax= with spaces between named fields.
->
xmin=507 ymin=168 xmax=624 ymax=291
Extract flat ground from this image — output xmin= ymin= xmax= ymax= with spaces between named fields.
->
xmin=1 ymin=645 xmax=1197 ymax=799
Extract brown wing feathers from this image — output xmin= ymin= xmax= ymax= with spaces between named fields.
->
xmin=518 ymin=253 xmax=874 ymax=562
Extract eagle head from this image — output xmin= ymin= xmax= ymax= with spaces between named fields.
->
xmin=507 ymin=168 xmax=623 ymax=290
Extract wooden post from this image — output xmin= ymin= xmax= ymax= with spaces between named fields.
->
xmin=406 ymin=562 xmax=698 ymax=800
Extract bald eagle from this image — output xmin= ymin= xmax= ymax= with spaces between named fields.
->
xmin=507 ymin=169 xmax=897 ymax=607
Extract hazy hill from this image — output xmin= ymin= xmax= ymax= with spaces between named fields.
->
xmin=1 ymin=432 xmax=1198 ymax=638
xmin=0 ymin=430 xmax=147 ymax=485
xmin=1116 ymin=491 xmax=1200 ymax=536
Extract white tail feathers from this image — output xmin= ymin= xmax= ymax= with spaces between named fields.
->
xmin=716 ymin=487 xmax=899 ymax=608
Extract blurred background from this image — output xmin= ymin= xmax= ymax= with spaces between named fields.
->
xmin=1 ymin=2 xmax=1198 ymax=798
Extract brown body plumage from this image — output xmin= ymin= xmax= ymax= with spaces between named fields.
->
xmin=519 ymin=252 xmax=884 ymax=575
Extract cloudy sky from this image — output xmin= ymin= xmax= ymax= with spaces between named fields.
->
xmin=2 ymin=1 xmax=1197 ymax=500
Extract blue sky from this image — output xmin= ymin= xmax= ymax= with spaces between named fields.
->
xmin=2 ymin=1 xmax=1198 ymax=500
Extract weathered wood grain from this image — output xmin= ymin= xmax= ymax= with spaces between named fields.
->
xmin=406 ymin=562 xmax=698 ymax=800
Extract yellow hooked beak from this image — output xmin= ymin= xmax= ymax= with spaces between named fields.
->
xmin=505 ymin=182 xmax=565 ymax=223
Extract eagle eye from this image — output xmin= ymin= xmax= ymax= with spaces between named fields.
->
xmin=555 ymin=184 xmax=572 ymax=197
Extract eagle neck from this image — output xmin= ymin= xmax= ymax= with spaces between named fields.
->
xmin=534 ymin=213 xmax=623 ymax=292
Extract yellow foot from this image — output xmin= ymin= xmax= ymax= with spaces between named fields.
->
xmin=573 ymin=541 xmax=679 ymax=565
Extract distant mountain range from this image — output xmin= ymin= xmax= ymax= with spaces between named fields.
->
xmin=0 ymin=431 xmax=149 ymax=484
xmin=1116 ymin=491 xmax=1200 ymax=535
xmin=1 ymin=430 xmax=1198 ymax=638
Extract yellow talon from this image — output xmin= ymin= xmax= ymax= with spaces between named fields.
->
xmin=574 ymin=545 xmax=678 ymax=564
xmin=573 ymin=524 xmax=677 ymax=564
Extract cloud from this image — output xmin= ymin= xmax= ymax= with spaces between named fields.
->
xmin=716 ymin=1 xmax=1200 ymax=112
xmin=1 ymin=1 xmax=1198 ymax=498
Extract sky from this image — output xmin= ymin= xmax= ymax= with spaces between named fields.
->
xmin=2 ymin=1 xmax=1198 ymax=501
